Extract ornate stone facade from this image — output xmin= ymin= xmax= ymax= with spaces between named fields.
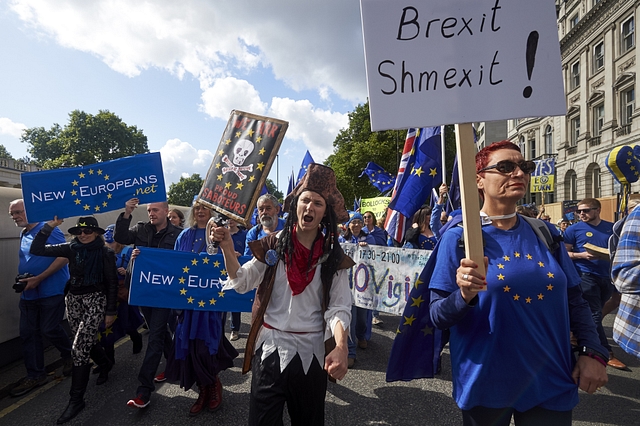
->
xmin=478 ymin=0 xmax=640 ymax=204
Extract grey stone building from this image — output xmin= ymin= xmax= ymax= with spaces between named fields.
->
xmin=478 ymin=0 xmax=640 ymax=206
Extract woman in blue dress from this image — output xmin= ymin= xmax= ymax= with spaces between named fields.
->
xmin=165 ymin=202 xmax=238 ymax=417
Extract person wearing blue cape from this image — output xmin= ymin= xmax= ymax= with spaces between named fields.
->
xmin=164 ymin=201 xmax=238 ymax=417
xmin=388 ymin=141 xmax=607 ymax=426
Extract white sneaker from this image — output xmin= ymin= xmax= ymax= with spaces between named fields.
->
xmin=372 ymin=317 xmax=383 ymax=325
xmin=230 ymin=331 xmax=239 ymax=341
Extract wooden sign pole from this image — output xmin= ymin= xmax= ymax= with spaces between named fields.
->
xmin=455 ymin=123 xmax=486 ymax=283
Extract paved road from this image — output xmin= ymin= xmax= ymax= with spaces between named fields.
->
xmin=0 ymin=312 xmax=638 ymax=426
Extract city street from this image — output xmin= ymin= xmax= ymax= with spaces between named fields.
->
xmin=1 ymin=312 xmax=639 ymax=426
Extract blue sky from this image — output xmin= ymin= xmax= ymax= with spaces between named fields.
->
xmin=0 ymin=0 xmax=368 ymax=194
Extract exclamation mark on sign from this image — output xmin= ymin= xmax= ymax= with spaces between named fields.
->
xmin=523 ymin=31 xmax=539 ymax=99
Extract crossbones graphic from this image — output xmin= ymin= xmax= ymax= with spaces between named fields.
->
xmin=221 ymin=155 xmax=253 ymax=181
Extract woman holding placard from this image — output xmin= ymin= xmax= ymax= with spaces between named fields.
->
xmin=428 ymin=141 xmax=607 ymax=425
xmin=164 ymin=201 xmax=238 ymax=417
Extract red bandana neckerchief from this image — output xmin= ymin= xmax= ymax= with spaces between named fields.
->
xmin=285 ymin=225 xmax=324 ymax=296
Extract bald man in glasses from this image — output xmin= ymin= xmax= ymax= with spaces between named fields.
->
xmin=564 ymin=198 xmax=626 ymax=370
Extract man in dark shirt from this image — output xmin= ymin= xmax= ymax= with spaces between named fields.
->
xmin=115 ymin=198 xmax=181 ymax=408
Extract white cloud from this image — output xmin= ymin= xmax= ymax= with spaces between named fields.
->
xmin=200 ymin=77 xmax=267 ymax=120
xmin=0 ymin=117 xmax=27 ymax=138
xmin=9 ymin=0 xmax=367 ymax=101
xmin=159 ymin=138 xmax=213 ymax=186
xmin=268 ymin=98 xmax=348 ymax=162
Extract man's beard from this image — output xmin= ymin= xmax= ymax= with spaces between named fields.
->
xmin=260 ymin=215 xmax=275 ymax=229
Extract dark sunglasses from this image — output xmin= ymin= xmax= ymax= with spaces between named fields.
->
xmin=71 ymin=228 xmax=95 ymax=235
xmin=576 ymin=208 xmax=597 ymax=214
xmin=478 ymin=160 xmax=536 ymax=175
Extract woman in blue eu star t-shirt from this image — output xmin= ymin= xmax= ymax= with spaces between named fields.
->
xmin=428 ymin=141 xmax=608 ymax=426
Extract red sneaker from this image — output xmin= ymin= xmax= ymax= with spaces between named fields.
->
xmin=127 ymin=394 xmax=150 ymax=408
xmin=154 ymin=372 xmax=166 ymax=383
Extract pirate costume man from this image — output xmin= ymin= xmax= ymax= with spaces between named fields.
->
xmin=213 ymin=163 xmax=354 ymax=426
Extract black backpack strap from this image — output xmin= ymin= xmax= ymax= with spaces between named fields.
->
xmin=520 ymin=215 xmax=561 ymax=253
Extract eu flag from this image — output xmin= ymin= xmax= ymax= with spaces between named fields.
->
xmin=21 ymin=152 xmax=166 ymax=223
xmin=386 ymin=238 xmax=449 ymax=381
xmin=286 ymin=170 xmax=295 ymax=197
xmin=360 ymin=162 xmax=396 ymax=193
xmin=129 ymin=247 xmax=254 ymax=312
xmin=296 ymin=151 xmax=315 ymax=184
xmin=387 ymin=127 xmax=442 ymax=219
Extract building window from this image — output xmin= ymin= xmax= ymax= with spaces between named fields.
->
xmin=530 ymin=139 xmax=536 ymax=160
xmin=570 ymin=116 xmax=580 ymax=146
xmin=593 ymin=104 xmax=604 ymax=135
xmin=570 ymin=14 xmax=579 ymax=29
xmin=622 ymin=16 xmax=635 ymax=54
xmin=566 ymin=170 xmax=578 ymax=201
xmin=621 ymin=87 xmax=635 ymax=125
xmin=545 ymin=125 xmax=553 ymax=154
xmin=593 ymin=42 xmax=604 ymax=71
xmin=593 ymin=0 xmax=602 ymax=6
xmin=570 ymin=61 xmax=580 ymax=90
xmin=592 ymin=167 xmax=601 ymax=198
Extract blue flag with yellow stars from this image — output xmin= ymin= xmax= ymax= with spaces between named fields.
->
xmin=129 ymin=247 xmax=254 ymax=312
xmin=359 ymin=161 xmax=396 ymax=193
xmin=21 ymin=152 xmax=166 ymax=223
xmin=386 ymin=226 xmax=452 ymax=382
xmin=296 ymin=150 xmax=315 ymax=184
xmin=387 ymin=127 xmax=442 ymax=219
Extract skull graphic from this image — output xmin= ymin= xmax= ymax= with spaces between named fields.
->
xmin=232 ymin=138 xmax=254 ymax=166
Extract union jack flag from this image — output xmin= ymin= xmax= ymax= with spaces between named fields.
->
xmin=384 ymin=128 xmax=418 ymax=244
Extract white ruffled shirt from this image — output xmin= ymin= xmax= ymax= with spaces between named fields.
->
xmin=223 ymin=256 xmax=351 ymax=374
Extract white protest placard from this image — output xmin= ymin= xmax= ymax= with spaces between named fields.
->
xmin=360 ymin=0 xmax=566 ymax=131
xmin=341 ymin=243 xmax=431 ymax=315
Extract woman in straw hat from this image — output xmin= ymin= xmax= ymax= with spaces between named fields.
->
xmin=30 ymin=216 xmax=118 ymax=424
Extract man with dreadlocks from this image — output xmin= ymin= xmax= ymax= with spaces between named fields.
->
xmin=212 ymin=163 xmax=353 ymax=426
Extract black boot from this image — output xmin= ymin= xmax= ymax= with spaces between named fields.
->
xmin=90 ymin=345 xmax=112 ymax=386
xmin=130 ymin=331 xmax=143 ymax=354
xmin=57 ymin=363 xmax=91 ymax=424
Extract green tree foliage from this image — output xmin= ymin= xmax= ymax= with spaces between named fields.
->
xmin=325 ymin=102 xmax=457 ymax=206
xmin=168 ymin=173 xmax=204 ymax=207
xmin=21 ymin=110 xmax=149 ymax=169
xmin=0 ymin=144 xmax=13 ymax=159
xmin=325 ymin=103 xmax=402 ymax=204
xmin=265 ymin=178 xmax=283 ymax=202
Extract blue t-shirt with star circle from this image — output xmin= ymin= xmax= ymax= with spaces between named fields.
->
xmin=429 ymin=216 xmax=581 ymax=412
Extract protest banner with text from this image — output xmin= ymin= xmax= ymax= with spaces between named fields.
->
xmin=360 ymin=197 xmax=391 ymax=220
xmin=198 ymin=110 xmax=288 ymax=227
xmin=342 ymin=243 xmax=431 ymax=315
xmin=21 ymin=152 xmax=166 ymax=223
xmin=129 ymin=247 xmax=254 ymax=312
xmin=530 ymin=158 xmax=556 ymax=193
xmin=360 ymin=0 xmax=566 ymax=131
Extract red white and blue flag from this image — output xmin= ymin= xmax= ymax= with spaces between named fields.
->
xmin=384 ymin=128 xmax=418 ymax=244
